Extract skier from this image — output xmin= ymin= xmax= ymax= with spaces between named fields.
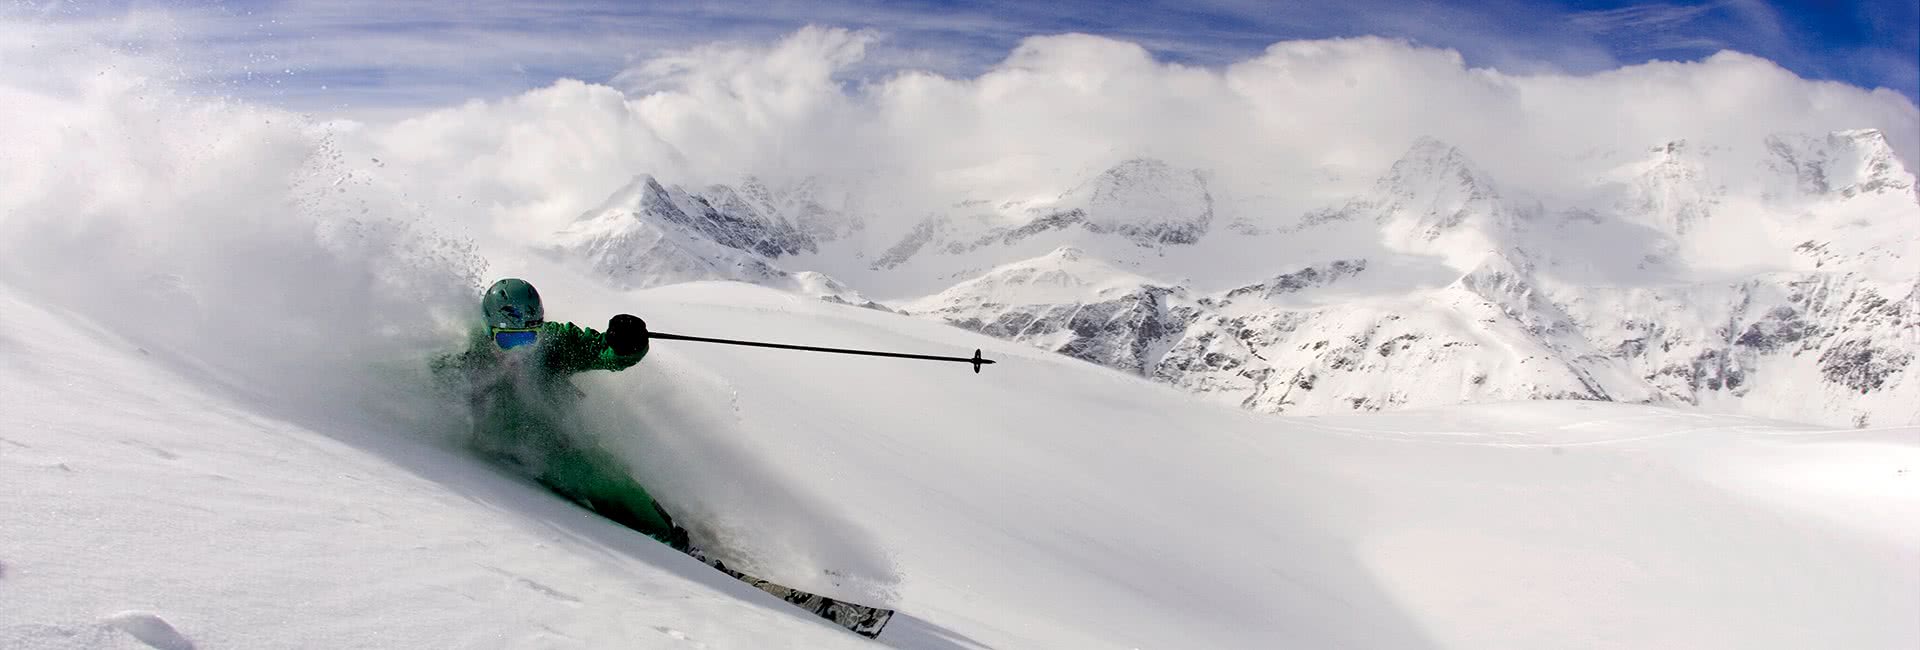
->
xmin=428 ymin=278 xmax=983 ymax=639
xmin=433 ymin=278 xmax=688 ymax=549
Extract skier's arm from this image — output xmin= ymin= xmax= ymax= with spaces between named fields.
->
xmin=542 ymin=318 xmax=649 ymax=374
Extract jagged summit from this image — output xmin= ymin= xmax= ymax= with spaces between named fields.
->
xmin=1825 ymin=128 xmax=1913 ymax=199
xmin=1348 ymin=138 xmax=1518 ymax=270
xmin=1617 ymin=142 xmax=1716 ymax=235
xmin=579 ymin=174 xmax=814 ymax=260
xmin=913 ymin=245 xmax=1165 ymax=308
xmin=1217 ymin=259 xmax=1368 ymax=306
xmin=1766 ymin=128 xmax=1917 ymax=200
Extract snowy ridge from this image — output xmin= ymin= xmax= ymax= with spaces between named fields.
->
xmin=1767 ymin=128 xmax=1916 ymax=201
xmin=1218 ymin=258 xmax=1368 ymax=305
xmin=914 ymin=245 xmax=1913 ymax=424
xmin=1766 ymin=129 xmax=1920 ymax=274
xmin=905 ymin=246 xmax=1203 ymax=373
xmin=854 ymin=158 xmax=1217 ymax=287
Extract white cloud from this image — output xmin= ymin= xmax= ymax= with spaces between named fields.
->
xmin=345 ymin=28 xmax=1916 ymax=237
xmin=6 ymin=23 xmax=1917 ymax=253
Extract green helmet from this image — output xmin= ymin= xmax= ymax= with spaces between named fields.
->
xmin=482 ymin=278 xmax=545 ymax=330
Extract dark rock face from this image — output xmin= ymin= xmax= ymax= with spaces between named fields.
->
xmin=1223 ymin=260 xmax=1367 ymax=303
xmin=1587 ymin=275 xmax=1914 ymax=423
xmin=872 ymin=217 xmax=944 ymax=271
xmin=1820 ymin=340 xmax=1912 ymax=393
xmin=1735 ymin=306 xmax=1813 ymax=353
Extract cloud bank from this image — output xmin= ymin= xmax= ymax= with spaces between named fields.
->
xmin=340 ymin=27 xmax=1920 ymax=243
xmin=5 ymin=23 xmax=1916 ymax=252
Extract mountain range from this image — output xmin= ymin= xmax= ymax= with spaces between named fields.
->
xmin=546 ymin=129 xmax=1918 ymax=428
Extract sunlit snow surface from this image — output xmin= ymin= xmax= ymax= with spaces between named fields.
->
xmin=2 ymin=280 xmax=1914 ymax=649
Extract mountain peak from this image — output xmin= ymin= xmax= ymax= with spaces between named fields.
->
xmin=1766 ymin=128 xmax=1916 ymax=201
xmin=1455 ymin=250 xmax=1526 ymax=286
xmin=631 ymin=173 xmax=670 ymax=197
xmin=1828 ymin=128 xmax=1913 ymax=199
xmin=1050 ymin=157 xmax=1214 ymax=246
xmin=1102 ymin=157 xmax=1175 ymax=176
xmin=1401 ymin=137 xmax=1480 ymax=170
xmin=1359 ymin=138 xmax=1514 ymax=267
xmin=1650 ymin=139 xmax=1690 ymax=156
xmin=1835 ymin=128 xmax=1888 ymax=147
xmin=1382 ymin=138 xmax=1496 ymax=194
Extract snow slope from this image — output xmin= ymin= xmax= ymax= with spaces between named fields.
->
xmin=4 ymin=276 xmax=1915 ymax=649
xmin=0 ymin=281 xmax=877 ymax=650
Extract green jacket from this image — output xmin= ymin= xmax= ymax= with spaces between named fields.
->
xmin=434 ymin=320 xmax=650 ymax=381
xmin=433 ymin=321 xmax=677 ymax=539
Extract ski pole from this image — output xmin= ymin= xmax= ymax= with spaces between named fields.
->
xmin=647 ymin=331 xmax=997 ymax=373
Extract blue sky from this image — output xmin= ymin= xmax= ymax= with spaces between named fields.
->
xmin=16 ymin=0 xmax=1918 ymax=113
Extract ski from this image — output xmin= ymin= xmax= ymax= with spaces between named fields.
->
xmin=680 ymin=543 xmax=895 ymax=638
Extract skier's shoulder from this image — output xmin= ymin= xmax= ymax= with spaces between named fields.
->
xmin=540 ymin=320 xmax=601 ymax=343
xmin=542 ymin=320 xmax=587 ymax=335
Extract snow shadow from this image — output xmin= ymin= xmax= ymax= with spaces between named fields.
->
xmin=103 ymin=612 xmax=195 ymax=650
xmin=572 ymin=352 xmax=905 ymax=605
xmin=878 ymin=615 xmax=996 ymax=650
xmin=118 ymin=351 xmax=900 ymax=637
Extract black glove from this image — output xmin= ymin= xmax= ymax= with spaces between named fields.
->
xmin=605 ymin=314 xmax=649 ymax=356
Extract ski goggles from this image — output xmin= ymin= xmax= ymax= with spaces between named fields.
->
xmin=491 ymin=326 xmax=541 ymax=350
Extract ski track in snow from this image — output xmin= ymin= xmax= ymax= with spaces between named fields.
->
xmin=481 ymin=564 xmax=586 ymax=604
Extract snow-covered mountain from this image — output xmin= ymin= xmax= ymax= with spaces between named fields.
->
xmin=551 ymin=174 xmax=795 ymax=289
xmin=1306 ymin=137 xmax=1521 ymax=270
xmin=863 ymin=158 xmax=1217 ymax=286
xmin=549 ymin=129 xmax=1919 ymax=428
xmin=549 ymin=174 xmax=887 ymax=307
